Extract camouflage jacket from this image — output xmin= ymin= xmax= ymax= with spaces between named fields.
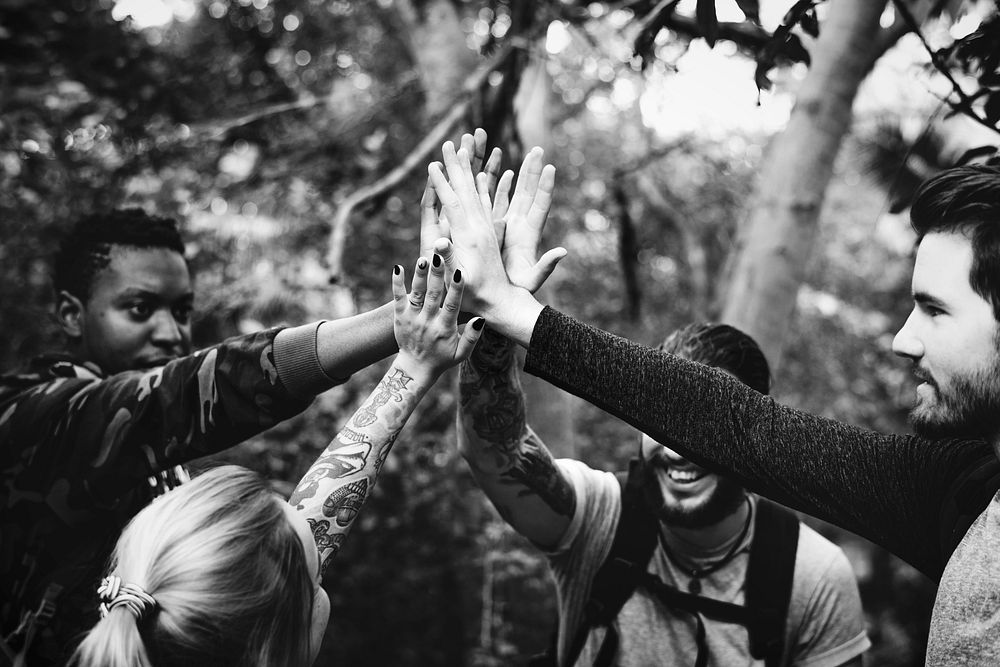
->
xmin=0 ymin=326 xmax=333 ymax=665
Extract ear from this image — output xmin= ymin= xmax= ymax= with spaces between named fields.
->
xmin=56 ymin=290 xmax=85 ymax=339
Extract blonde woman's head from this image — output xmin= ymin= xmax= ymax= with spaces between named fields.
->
xmin=74 ymin=465 xmax=329 ymax=667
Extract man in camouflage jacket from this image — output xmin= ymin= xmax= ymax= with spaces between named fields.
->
xmin=0 ymin=210 xmax=398 ymax=665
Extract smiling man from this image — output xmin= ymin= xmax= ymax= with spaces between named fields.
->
xmin=459 ymin=323 xmax=868 ymax=667
xmin=0 ymin=209 xmax=403 ymax=665
xmin=433 ymin=141 xmax=1000 ymax=665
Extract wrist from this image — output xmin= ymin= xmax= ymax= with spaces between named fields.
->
xmin=482 ymin=288 xmax=543 ymax=348
xmin=392 ymin=352 xmax=443 ymax=387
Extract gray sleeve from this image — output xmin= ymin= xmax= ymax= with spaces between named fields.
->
xmin=545 ymin=459 xmax=621 ymax=667
xmin=523 ymin=306 xmax=995 ymax=579
xmin=273 ymin=321 xmax=343 ymax=397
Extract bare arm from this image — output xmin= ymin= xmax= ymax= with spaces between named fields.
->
xmin=457 ymin=328 xmax=575 ymax=549
xmin=289 ymin=255 xmax=484 ymax=572
xmin=288 ymin=361 xmax=434 ymax=571
xmin=314 ymin=302 xmax=398 ymax=381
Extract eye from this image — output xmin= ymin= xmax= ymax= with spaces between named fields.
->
xmin=922 ymin=304 xmax=945 ymax=317
xmin=173 ymin=305 xmax=193 ymax=325
xmin=128 ymin=302 xmax=153 ymax=320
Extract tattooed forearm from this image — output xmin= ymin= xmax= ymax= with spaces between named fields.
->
xmin=467 ymin=328 xmax=516 ymax=374
xmin=500 ymin=429 xmax=575 ymax=517
xmin=460 ymin=331 xmax=527 ymax=453
xmin=458 ymin=331 xmax=575 ymax=520
xmin=307 ymin=518 xmax=346 ymax=574
xmin=353 ymin=368 xmax=412 ymax=427
xmin=291 ymin=365 xmax=425 ymax=572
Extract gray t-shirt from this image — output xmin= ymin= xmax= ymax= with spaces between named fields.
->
xmin=524 ymin=307 xmax=1000 ymax=666
xmin=926 ymin=492 xmax=1000 ymax=665
xmin=547 ymin=460 xmax=870 ymax=667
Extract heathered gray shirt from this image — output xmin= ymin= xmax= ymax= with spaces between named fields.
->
xmin=523 ymin=307 xmax=1000 ymax=666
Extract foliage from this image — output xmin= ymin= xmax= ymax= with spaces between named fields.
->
xmin=3 ymin=1 xmax=995 ymax=665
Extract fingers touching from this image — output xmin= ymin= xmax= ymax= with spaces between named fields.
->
xmin=392 ymin=254 xmax=485 ymax=374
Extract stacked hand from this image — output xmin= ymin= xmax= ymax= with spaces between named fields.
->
xmin=391 ymin=254 xmax=485 ymax=382
xmin=419 ymin=132 xmax=566 ymax=323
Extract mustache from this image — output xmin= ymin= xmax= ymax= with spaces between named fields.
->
xmin=912 ymin=366 xmax=937 ymax=387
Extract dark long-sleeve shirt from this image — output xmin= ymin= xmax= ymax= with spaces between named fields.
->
xmin=523 ymin=307 xmax=999 ymax=580
xmin=524 ymin=307 xmax=1000 ymax=665
xmin=0 ymin=323 xmax=340 ymax=664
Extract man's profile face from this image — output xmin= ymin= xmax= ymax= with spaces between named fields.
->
xmin=640 ymin=435 xmax=746 ymax=529
xmin=893 ymin=231 xmax=1000 ymax=441
xmin=72 ymin=245 xmax=193 ymax=374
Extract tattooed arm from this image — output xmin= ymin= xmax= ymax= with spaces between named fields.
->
xmin=289 ymin=254 xmax=484 ymax=572
xmin=457 ymin=328 xmax=576 ymax=549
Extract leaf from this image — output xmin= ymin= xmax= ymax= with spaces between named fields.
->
xmin=985 ymin=91 xmax=1000 ymax=127
xmin=953 ymin=145 xmax=999 ymax=167
xmin=800 ymin=8 xmax=820 ymax=38
xmin=979 ymin=70 xmax=1000 ymax=87
xmin=734 ymin=0 xmax=760 ymax=24
xmin=754 ymin=62 xmax=772 ymax=93
xmin=632 ymin=0 xmax=681 ymax=70
xmin=696 ymin=0 xmax=719 ymax=48
xmin=781 ymin=33 xmax=811 ymax=66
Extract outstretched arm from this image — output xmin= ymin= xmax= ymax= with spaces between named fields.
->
xmin=458 ymin=328 xmax=575 ymax=549
xmin=289 ymin=254 xmax=483 ymax=572
xmin=428 ymin=137 xmax=998 ymax=580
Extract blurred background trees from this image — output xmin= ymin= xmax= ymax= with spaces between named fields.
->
xmin=2 ymin=0 xmax=999 ymax=664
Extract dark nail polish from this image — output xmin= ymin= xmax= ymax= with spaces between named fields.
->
xmin=417 ymin=259 xmax=427 ymax=270
xmin=472 ymin=318 xmax=485 ymax=331
xmin=393 ymin=265 xmax=401 ymax=275
xmin=453 ymin=269 xmax=462 ymax=283
xmin=432 ymin=254 xmax=441 ymax=268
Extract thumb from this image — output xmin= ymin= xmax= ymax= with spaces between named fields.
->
xmin=524 ymin=247 xmax=567 ymax=293
xmin=455 ymin=317 xmax=486 ymax=361
xmin=433 ymin=237 xmax=459 ymax=273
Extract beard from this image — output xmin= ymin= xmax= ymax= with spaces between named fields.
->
xmin=640 ymin=460 xmax=747 ymax=529
xmin=910 ymin=357 xmax=1000 ymax=441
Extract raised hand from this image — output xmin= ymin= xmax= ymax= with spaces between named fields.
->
xmin=290 ymin=257 xmax=483 ymax=570
xmin=391 ymin=252 xmax=485 ymax=382
xmin=426 ymin=141 xmax=516 ymax=318
xmin=420 ymin=129 xmax=502 ymax=259
xmin=490 ymin=147 xmax=566 ymax=293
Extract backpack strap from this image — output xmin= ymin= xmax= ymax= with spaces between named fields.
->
xmin=559 ymin=459 xmax=656 ymax=667
xmin=745 ymin=498 xmax=800 ymax=667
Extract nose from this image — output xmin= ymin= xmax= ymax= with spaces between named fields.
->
xmin=892 ymin=310 xmax=924 ymax=361
xmin=150 ymin=309 xmax=184 ymax=348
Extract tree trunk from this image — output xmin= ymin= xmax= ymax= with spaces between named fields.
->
xmin=394 ymin=0 xmax=480 ymax=118
xmin=720 ymin=0 xmax=890 ymax=370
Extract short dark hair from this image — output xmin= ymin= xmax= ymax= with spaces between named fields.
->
xmin=910 ymin=164 xmax=1000 ymax=322
xmin=658 ymin=323 xmax=771 ymax=395
xmin=53 ymin=209 xmax=186 ymax=301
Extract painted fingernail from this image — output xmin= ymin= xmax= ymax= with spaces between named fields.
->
xmin=417 ymin=258 xmax=428 ymax=270
xmin=453 ymin=269 xmax=462 ymax=283
xmin=472 ymin=318 xmax=486 ymax=331
xmin=432 ymin=254 xmax=441 ymax=268
xmin=393 ymin=265 xmax=401 ymax=275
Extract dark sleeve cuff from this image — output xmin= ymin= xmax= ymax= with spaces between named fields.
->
xmin=524 ymin=306 xmax=566 ymax=376
xmin=273 ymin=321 xmax=346 ymax=398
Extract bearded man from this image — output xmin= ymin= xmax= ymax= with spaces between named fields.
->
xmin=458 ymin=322 xmax=868 ymax=667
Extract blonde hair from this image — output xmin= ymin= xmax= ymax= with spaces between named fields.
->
xmin=73 ymin=466 xmax=314 ymax=667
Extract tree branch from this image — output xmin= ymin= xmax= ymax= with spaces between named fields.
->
xmin=324 ymin=43 xmax=516 ymax=282
xmin=654 ymin=14 xmax=810 ymax=63
xmin=890 ymin=0 xmax=1000 ymax=136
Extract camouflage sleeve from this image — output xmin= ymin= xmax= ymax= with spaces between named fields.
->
xmin=0 ymin=327 xmax=334 ymax=503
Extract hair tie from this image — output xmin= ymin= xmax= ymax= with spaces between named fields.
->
xmin=97 ymin=575 xmax=157 ymax=623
